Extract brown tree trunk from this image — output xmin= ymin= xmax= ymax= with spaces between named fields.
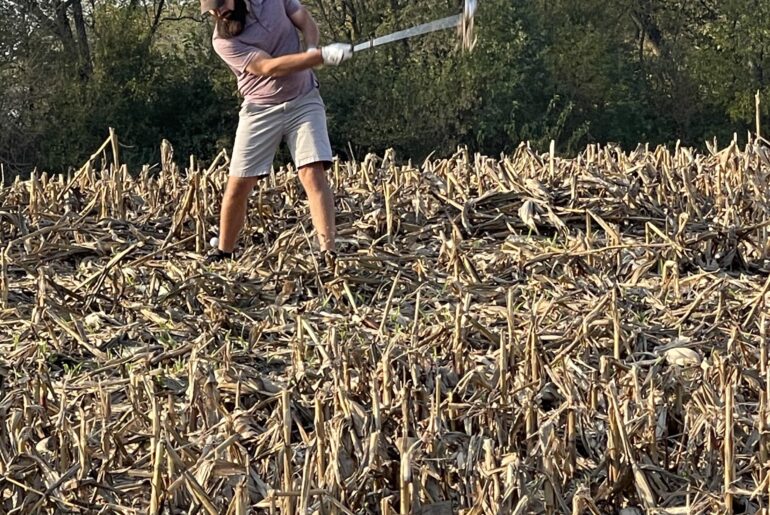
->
xmin=71 ymin=0 xmax=92 ymax=77
xmin=52 ymin=0 xmax=78 ymax=57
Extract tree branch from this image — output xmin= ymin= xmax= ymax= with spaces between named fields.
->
xmin=159 ymin=14 xmax=203 ymax=23
xmin=10 ymin=0 xmax=78 ymax=55
xmin=311 ymin=0 xmax=339 ymax=41
xmin=148 ymin=0 xmax=165 ymax=40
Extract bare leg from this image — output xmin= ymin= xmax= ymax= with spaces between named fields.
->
xmin=218 ymin=175 xmax=261 ymax=252
xmin=298 ymin=163 xmax=336 ymax=252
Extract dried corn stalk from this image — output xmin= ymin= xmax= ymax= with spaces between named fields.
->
xmin=0 ymin=135 xmax=769 ymax=513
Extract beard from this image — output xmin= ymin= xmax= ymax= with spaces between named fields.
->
xmin=216 ymin=0 xmax=248 ymax=39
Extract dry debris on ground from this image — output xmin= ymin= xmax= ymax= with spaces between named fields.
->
xmin=1 ymin=136 xmax=769 ymax=514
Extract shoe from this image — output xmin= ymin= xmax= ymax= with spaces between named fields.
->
xmin=321 ymin=250 xmax=337 ymax=271
xmin=204 ymin=248 xmax=234 ymax=264
xmin=320 ymin=250 xmax=338 ymax=279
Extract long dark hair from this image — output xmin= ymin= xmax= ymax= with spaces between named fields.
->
xmin=216 ymin=0 xmax=248 ymax=39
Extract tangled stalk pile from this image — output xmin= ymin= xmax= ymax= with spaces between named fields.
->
xmin=1 ymin=135 xmax=770 ymax=514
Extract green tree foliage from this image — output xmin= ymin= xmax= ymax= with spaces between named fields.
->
xmin=0 ymin=0 xmax=768 ymax=176
xmin=653 ymin=0 xmax=770 ymax=142
xmin=0 ymin=0 xmax=237 ymax=175
xmin=73 ymin=5 xmax=237 ymax=166
xmin=529 ymin=0 xmax=652 ymax=150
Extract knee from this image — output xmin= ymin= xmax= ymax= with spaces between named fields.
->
xmin=298 ymin=164 xmax=328 ymax=194
xmin=224 ymin=179 xmax=255 ymax=203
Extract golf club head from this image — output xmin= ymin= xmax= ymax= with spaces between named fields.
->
xmin=464 ymin=0 xmax=477 ymax=19
xmin=461 ymin=0 xmax=477 ymax=50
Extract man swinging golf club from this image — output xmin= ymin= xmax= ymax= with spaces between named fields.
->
xmin=201 ymin=0 xmax=353 ymax=267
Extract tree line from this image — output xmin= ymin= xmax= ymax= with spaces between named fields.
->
xmin=1 ymin=0 xmax=768 ymax=177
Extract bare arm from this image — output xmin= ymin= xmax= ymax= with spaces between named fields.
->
xmin=245 ymin=50 xmax=323 ymax=78
xmin=243 ymin=6 xmax=327 ymax=77
xmin=289 ymin=6 xmax=320 ymax=49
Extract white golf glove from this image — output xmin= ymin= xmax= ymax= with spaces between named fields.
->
xmin=320 ymin=43 xmax=353 ymax=66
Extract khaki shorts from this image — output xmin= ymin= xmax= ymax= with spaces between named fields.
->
xmin=229 ymin=88 xmax=333 ymax=178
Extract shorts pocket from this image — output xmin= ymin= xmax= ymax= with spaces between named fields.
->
xmin=241 ymin=102 xmax=272 ymax=116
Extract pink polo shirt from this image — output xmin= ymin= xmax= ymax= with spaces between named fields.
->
xmin=213 ymin=0 xmax=315 ymax=105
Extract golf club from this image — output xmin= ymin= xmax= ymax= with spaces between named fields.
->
xmin=353 ymin=0 xmax=477 ymax=53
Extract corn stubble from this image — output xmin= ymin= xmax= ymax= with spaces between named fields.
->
xmin=1 ymin=134 xmax=770 ymax=513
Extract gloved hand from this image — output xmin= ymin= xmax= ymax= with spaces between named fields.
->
xmin=320 ymin=43 xmax=353 ymax=66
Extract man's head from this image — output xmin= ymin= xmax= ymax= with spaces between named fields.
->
xmin=202 ymin=0 xmax=247 ymax=39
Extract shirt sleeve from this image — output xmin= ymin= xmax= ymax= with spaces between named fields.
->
xmin=213 ymin=37 xmax=269 ymax=74
xmin=284 ymin=0 xmax=301 ymax=16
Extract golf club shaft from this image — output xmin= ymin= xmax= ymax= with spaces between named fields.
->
xmin=353 ymin=14 xmax=461 ymax=53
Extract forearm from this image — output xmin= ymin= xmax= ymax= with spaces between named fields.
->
xmin=302 ymin=22 xmax=320 ymax=49
xmin=248 ymin=50 xmax=323 ymax=77
xmin=290 ymin=6 xmax=320 ymax=49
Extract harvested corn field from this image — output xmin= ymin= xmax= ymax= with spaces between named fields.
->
xmin=1 ymin=137 xmax=770 ymax=514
